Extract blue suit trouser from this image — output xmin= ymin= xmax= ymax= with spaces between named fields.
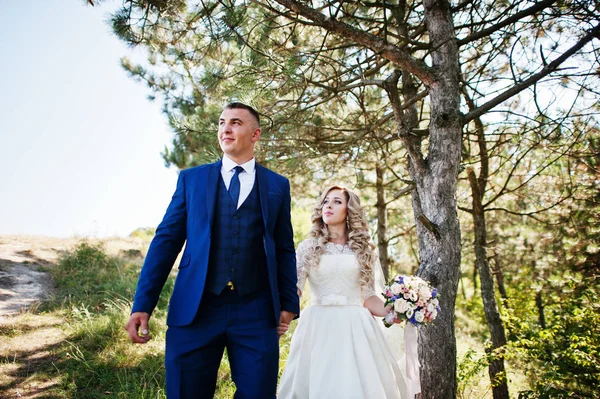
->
xmin=165 ymin=290 xmax=278 ymax=399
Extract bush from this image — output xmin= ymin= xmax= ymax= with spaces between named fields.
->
xmin=506 ymin=274 xmax=600 ymax=398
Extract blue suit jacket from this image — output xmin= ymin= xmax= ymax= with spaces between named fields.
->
xmin=131 ymin=160 xmax=300 ymax=327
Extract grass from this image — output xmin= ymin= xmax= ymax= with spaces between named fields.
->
xmin=0 ymin=241 xmax=296 ymax=398
xmin=0 ymin=240 xmax=530 ymax=398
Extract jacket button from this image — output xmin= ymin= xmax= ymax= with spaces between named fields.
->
xmin=233 ymin=215 xmax=239 ymax=220
xmin=233 ymin=230 xmax=238 ymax=235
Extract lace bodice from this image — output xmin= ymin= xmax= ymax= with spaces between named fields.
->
xmin=296 ymin=240 xmax=377 ymax=306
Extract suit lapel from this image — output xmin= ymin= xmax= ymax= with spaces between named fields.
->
xmin=206 ymin=160 xmax=222 ymax=229
xmin=256 ymin=163 xmax=270 ymax=229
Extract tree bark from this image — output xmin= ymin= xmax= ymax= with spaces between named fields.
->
xmin=467 ymin=168 xmax=509 ymax=399
xmin=493 ymin=253 xmax=508 ymax=301
xmin=536 ymin=290 xmax=546 ymax=329
xmin=412 ymin=1 xmax=462 ymax=398
xmin=376 ymin=164 xmax=390 ymax=280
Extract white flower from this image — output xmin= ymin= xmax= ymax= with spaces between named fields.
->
xmin=409 ymin=291 xmax=418 ymax=302
xmin=427 ymin=303 xmax=435 ymax=313
xmin=414 ymin=310 xmax=425 ymax=323
xmin=432 ymin=298 xmax=439 ymax=307
xmin=406 ymin=308 xmax=414 ymax=319
xmin=394 ymin=299 xmax=410 ymax=313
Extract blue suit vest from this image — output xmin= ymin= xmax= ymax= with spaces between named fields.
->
xmin=205 ymin=176 xmax=269 ymax=295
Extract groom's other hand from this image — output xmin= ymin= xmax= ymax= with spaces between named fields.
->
xmin=126 ymin=312 xmax=152 ymax=343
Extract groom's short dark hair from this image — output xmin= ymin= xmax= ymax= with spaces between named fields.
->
xmin=224 ymin=102 xmax=260 ymax=126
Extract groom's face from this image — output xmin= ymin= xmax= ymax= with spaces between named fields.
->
xmin=218 ymin=108 xmax=261 ymax=163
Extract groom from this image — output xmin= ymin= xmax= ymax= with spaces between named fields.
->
xmin=125 ymin=102 xmax=300 ymax=398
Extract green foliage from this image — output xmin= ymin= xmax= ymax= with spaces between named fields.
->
xmin=129 ymin=227 xmax=157 ymax=241
xmin=506 ymin=274 xmax=600 ymax=398
xmin=50 ymin=242 xmax=138 ymax=310
xmin=291 ymin=201 xmax=314 ymax=245
xmin=457 ymin=348 xmax=489 ymax=399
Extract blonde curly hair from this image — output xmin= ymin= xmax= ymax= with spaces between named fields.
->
xmin=303 ymin=185 xmax=377 ymax=291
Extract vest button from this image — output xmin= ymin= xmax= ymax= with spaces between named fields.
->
xmin=233 ymin=215 xmax=239 ymax=220
xmin=232 ymin=248 xmax=239 ymax=254
xmin=233 ymin=230 xmax=238 ymax=235
xmin=230 ymin=268 xmax=236 ymax=272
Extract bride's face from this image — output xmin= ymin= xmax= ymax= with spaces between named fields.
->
xmin=321 ymin=189 xmax=348 ymax=227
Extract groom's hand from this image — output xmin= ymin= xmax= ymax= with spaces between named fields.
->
xmin=125 ymin=312 xmax=151 ymax=344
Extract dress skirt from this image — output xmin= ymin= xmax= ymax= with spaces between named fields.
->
xmin=278 ymin=304 xmax=408 ymax=399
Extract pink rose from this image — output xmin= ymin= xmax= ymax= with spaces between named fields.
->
xmin=391 ymin=283 xmax=403 ymax=295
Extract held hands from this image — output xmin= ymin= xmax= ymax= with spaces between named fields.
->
xmin=125 ymin=312 xmax=152 ymax=344
xmin=277 ymin=322 xmax=290 ymax=337
xmin=278 ymin=310 xmax=296 ymax=337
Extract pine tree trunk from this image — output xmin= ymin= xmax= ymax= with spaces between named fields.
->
xmin=467 ymin=168 xmax=509 ymax=399
xmin=413 ymin=1 xmax=462 ymax=397
xmin=376 ymin=165 xmax=390 ymax=280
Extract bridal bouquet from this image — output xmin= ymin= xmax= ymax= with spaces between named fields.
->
xmin=382 ymin=275 xmax=440 ymax=328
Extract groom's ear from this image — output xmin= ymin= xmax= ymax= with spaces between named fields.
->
xmin=252 ymin=128 xmax=261 ymax=142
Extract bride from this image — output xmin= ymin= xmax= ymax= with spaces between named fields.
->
xmin=278 ymin=185 xmax=421 ymax=399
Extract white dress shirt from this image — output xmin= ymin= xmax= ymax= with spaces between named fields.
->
xmin=221 ymin=155 xmax=256 ymax=209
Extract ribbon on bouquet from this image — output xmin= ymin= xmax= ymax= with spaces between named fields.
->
xmin=404 ymin=324 xmax=421 ymax=396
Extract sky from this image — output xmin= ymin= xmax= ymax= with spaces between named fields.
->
xmin=0 ymin=1 xmax=180 ymax=238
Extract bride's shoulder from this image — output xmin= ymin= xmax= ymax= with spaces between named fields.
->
xmin=298 ymin=237 xmax=317 ymax=248
xmin=297 ymin=238 xmax=317 ymax=252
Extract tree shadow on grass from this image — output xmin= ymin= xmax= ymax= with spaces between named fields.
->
xmin=0 ymin=315 xmax=167 ymax=399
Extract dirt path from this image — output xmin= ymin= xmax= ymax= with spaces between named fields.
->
xmin=0 ymin=235 xmax=145 ymax=398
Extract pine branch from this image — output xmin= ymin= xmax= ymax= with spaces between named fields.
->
xmin=457 ymin=0 xmax=558 ymax=46
xmin=463 ymin=23 xmax=600 ymax=124
xmin=260 ymin=0 xmax=435 ymax=85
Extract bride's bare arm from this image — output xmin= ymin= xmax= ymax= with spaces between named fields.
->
xmin=363 ymin=295 xmax=391 ymax=317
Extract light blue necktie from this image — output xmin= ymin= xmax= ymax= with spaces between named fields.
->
xmin=228 ymin=166 xmax=243 ymax=206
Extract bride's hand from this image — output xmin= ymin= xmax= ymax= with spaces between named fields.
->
xmin=277 ymin=322 xmax=290 ymax=337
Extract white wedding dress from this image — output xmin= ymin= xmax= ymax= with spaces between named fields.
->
xmin=278 ymin=241 xmax=419 ymax=399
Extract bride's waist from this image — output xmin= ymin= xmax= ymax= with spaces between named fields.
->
xmin=311 ymin=293 xmax=361 ymax=306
